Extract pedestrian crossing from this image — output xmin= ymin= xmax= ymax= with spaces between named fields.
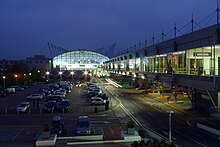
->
xmin=0 ymin=129 xmax=21 ymax=141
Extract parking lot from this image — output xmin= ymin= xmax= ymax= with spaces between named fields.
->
xmin=0 ymin=81 xmax=108 ymax=115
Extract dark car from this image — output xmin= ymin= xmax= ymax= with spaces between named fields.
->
xmin=95 ymin=93 xmax=109 ymax=100
xmin=0 ymin=90 xmax=7 ymax=97
xmin=58 ymin=99 xmax=70 ymax=112
xmin=76 ymin=116 xmax=92 ymax=135
xmin=46 ymin=96 xmax=63 ymax=102
xmin=50 ymin=116 xmax=64 ymax=135
xmin=44 ymin=101 xmax=56 ymax=112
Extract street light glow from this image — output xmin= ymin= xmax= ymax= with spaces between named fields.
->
xmin=59 ymin=71 xmax=62 ymax=75
xmin=46 ymin=71 xmax=50 ymax=75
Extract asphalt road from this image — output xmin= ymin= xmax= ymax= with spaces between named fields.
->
xmin=102 ymin=80 xmax=220 ymax=147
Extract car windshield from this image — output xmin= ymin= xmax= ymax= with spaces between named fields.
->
xmin=32 ymin=94 xmax=40 ymax=96
xmin=60 ymin=101 xmax=68 ymax=106
xmin=78 ymin=121 xmax=89 ymax=127
xmin=46 ymin=102 xmax=54 ymax=107
xmin=19 ymin=104 xmax=27 ymax=107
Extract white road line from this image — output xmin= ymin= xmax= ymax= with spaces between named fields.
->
xmin=131 ymin=100 xmax=144 ymax=110
xmin=91 ymin=121 xmax=111 ymax=124
xmin=174 ymin=130 xmax=207 ymax=147
xmin=162 ymin=131 xmax=176 ymax=140
xmin=120 ymin=103 xmax=143 ymax=127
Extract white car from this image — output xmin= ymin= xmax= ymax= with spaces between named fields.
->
xmin=49 ymin=91 xmax=65 ymax=98
xmin=91 ymin=97 xmax=106 ymax=105
xmin=27 ymin=93 xmax=43 ymax=100
xmin=16 ymin=102 xmax=30 ymax=112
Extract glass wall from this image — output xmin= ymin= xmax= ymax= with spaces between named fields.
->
xmin=135 ymin=58 xmax=140 ymax=71
xmin=155 ymin=54 xmax=167 ymax=73
xmin=186 ymin=47 xmax=213 ymax=75
xmin=129 ymin=59 xmax=135 ymax=71
xmin=53 ymin=50 xmax=109 ymax=70
xmin=172 ymin=51 xmax=186 ymax=74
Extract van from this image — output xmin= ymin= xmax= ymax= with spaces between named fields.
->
xmin=5 ymin=88 xmax=15 ymax=94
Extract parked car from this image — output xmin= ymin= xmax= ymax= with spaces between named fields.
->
xmin=27 ymin=93 xmax=43 ymax=100
xmin=5 ymin=88 xmax=15 ymax=94
xmin=87 ymin=89 xmax=102 ymax=97
xmin=46 ymin=96 xmax=63 ymax=102
xmin=11 ymin=85 xmax=25 ymax=91
xmin=44 ymin=101 xmax=56 ymax=112
xmin=0 ymin=90 xmax=7 ymax=97
xmin=91 ymin=97 xmax=106 ymax=105
xmin=16 ymin=102 xmax=30 ymax=112
xmin=95 ymin=93 xmax=109 ymax=100
xmin=76 ymin=116 xmax=92 ymax=135
xmin=50 ymin=116 xmax=64 ymax=135
xmin=58 ymin=99 xmax=70 ymax=112
xmin=49 ymin=91 xmax=65 ymax=98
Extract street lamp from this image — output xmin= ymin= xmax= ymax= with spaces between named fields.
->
xmin=70 ymin=71 xmax=74 ymax=79
xmin=166 ymin=110 xmax=174 ymax=144
xmin=59 ymin=71 xmax=62 ymax=80
xmin=14 ymin=74 xmax=18 ymax=84
xmin=46 ymin=71 xmax=50 ymax=81
xmin=2 ymin=76 xmax=6 ymax=89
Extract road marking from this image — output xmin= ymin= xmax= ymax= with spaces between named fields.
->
xmin=174 ymin=130 xmax=207 ymax=147
xmin=162 ymin=131 xmax=176 ymax=140
xmin=120 ymin=103 xmax=143 ymax=127
xmin=131 ymin=100 xmax=144 ymax=110
xmin=0 ymin=129 xmax=21 ymax=141
xmin=91 ymin=121 xmax=111 ymax=124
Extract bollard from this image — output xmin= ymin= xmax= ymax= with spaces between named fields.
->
xmin=52 ymin=108 xmax=54 ymax=114
xmin=105 ymin=101 xmax=109 ymax=111
xmin=40 ymin=108 xmax=42 ymax=114
xmin=29 ymin=109 xmax=31 ymax=114
xmin=5 ymin=108 xmax=7 ymax=114
xmin=94 ymin=107 xmax=98 ymax=113
xmin=62 ymin=108 xmax=64 ymax=114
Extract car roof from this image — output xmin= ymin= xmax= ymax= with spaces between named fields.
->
xmin=78 ymin=116 xmax=89 ymax=120
xmin=92 ymin=97 xmax=102 ymax=100
xmin=52 ymin=116 xmax=62 ymax=121
xmin=20 ymin=102 xmax=30 ymax=105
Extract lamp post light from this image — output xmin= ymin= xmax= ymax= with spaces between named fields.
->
xmin=59 ymin=71 xmax=62 ymax=80
xmin=46 ymin=71 xmax=50 ymax=81
xmin=166 ymin=110 xmax=174 ymax=144
xmin=84 ymin=70 xmax=88 ymax=81
xmin=2 ymin=76 xmax=6 ymax=89
xmin=70 ymin=71 xmax=74 ymax=80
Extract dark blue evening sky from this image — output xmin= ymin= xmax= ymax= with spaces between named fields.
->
xmin=0 ymin=0 xmax=217 ymax=59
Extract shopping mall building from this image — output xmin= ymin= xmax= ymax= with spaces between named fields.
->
xmin=103 ymin=23 xmax=220 ymax=114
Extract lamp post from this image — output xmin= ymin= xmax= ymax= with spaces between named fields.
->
xmin=46 ymin=71 xmax=50 ymax=81
xmin=2 ymin=76 xmax=6 ymax=89
xmin=166 ymin=110 xmax=174 ymax=144
xmin=84 ymin=70 xmax=88 ymax=81
xmin=15 ymin=74 xmax=18 ymax=84
xmin=70 ymin=71 xmax=74 ymax=80
xmin=59 ymin=71 xmax=62 ymax=80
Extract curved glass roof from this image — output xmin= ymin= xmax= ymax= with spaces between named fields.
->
xmin=53 ymin=49 xmax=109 ymax=70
